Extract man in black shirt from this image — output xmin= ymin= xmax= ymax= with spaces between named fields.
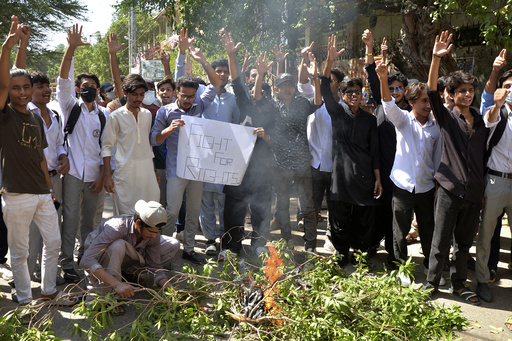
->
xmin=425 ymin=31 xmax=488 ymax=306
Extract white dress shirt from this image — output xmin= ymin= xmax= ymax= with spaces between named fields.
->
xmin=297 ymin=80 xmax=346 ymax=172
xmin=484 ymin=104 xmax=512 ymax=173
xmin=27 ymin=102 xmax=66 ymax=171
xmin=56 ymin=59 xmax=109 ymax=182
xmin=382 ymin=99 xmax=441 ymax=193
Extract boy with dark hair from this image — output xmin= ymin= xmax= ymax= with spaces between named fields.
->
xmin=157 ymin=78 xmax=175 ymax=106
xmin=57 ymin=24 xmax=110 ymax=283
xmin=321 ymin=34 xmax=382 ymax=266
xmin=424 ymin=31 xmax=488 ymax=306
xmin=102 ymin=73 xmax=159 ymax=215
xmin=362 ymin=29 xmax=411 ymax=266
xmin=151 ymin=40 xmax=223 ymax=265
xmin=0 ymin=16 xmax=74 ymax=308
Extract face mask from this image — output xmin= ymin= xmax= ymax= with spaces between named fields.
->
xmin=80 ymin=86 xmax=97 ymax=103
xmin=506 ymin=90 xmax=512 ymax=106
xmin=105 ymin=91 xmax=115 ymax=100
xmin=142 ymin=90 xmax=156 ymax=105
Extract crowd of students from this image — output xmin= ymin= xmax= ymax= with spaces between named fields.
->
xmin=1 ymin=14 xmax=512 ymax=315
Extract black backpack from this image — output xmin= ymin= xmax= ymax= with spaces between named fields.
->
xmin=63 ymin=102 xmax=106 ymax=148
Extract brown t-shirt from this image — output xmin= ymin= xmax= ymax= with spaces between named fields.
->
xmin=0 ymin=103 xmax=49 ymax=194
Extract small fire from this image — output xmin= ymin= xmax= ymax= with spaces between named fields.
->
xmin=263 ymin=245 xmax=283 ymax=315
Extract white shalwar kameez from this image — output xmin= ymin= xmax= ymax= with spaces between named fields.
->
xmin=101 ymin=106 xmax=160 ymax=215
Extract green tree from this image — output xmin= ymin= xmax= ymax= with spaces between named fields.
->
xmin=0 ymin=0 xmax=86 ymax=74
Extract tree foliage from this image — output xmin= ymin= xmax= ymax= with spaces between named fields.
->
xmin=0 ymin=0 xmax=86 ymax=76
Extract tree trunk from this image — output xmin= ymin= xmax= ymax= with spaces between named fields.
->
xmin=391 ymin=6 xmax=459 ymax=81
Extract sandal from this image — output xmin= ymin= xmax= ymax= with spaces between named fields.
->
xmin=406 ymin=229 xmax=419 ymax=244
xmin=450 ymin=287 xmax=481 ymax=306
xmin=505 ymin=316 xmax=512 ymax=332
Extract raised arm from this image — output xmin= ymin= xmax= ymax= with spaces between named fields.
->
xmin=487 ymin=88 xmax=509 ymax=123
xmin=189 ymin=45 xmax=221 ymax=89
xmin=0 ymin=16 xmax=21 ymax=111
xmin=107 ymin=32 xmax=125 ymax=101
xmin=485 ymin=49 xmax=507 ymax=94
xmin=14 ymin=24 xmax=30 ymax=69
xmin=428 ymin=30 xmax=453 ymax=91
xmin=298 ymin=42 xmax=314 ymax=84
xmin=381 ymin=37 xmax=388 ymax=64
xmin=304 ymin=52 xmax=322 ymax=106
xmin=160 ymin=50 xmax=173 ymax=78
xmin=323 ymin=34 xmax=345 ymax=79
xmin=220 ymin=30 xmax=242 ymax=81
xmin=241 ymin=50 xmax=252 ymax=78
xmin=254 ymin=52 xmax=274 ymax=101
xmin=362 ymin=29 xmax=374 ymax=65
xmin=174 ymin=28 xmax=195 ymax=80
xmin=59 ymin=24 xmax=90 ymax=80
xmin=273 ymin=45 xmax=289 ymax=75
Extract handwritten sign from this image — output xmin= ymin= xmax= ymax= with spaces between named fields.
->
xmin=176 ymin=116 xmax=257 ymax=186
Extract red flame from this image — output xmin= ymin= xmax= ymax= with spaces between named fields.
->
xmin=263 ymin=245 xmax=283 ymax=315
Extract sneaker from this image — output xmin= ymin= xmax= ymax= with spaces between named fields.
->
xmin=40 ymin=290 xmax=77 ymax=306
xmin=62 ymin=268 xmax=81 ymax=284
xmin=174 ymin=231 xmax=184 ymax=242
xmin=476 ymin=283 xmax=493 ymax=303
xmin=467 ymin=257 xmax=476 ymax=271
xmin=56 ymin=275 xmax=66 ymax=286
xmin=424 ymin=268 xmax=446 ymax=286
xmin=182 ymin=251 xmax=205 ymax=265
xmin=0 ymin=263 xmax=13 ymax=281
xmin=323 ymin=238 xmax=336 ymax=253
xmin=297 ymin=219 xmax=304 ymax=232
xmin=305 ymin=247 xmax=316 ymax=253
xmin=205 ymin=240 xmax=217 ymax=256
xmin=11 ymin=287 xmax=18 ymax=304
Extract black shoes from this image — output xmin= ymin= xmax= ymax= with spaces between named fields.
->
xmin=63 ymin=268 xmax=81 ymax=284
xmin=182 ymin=251 xmax=205 ymax=265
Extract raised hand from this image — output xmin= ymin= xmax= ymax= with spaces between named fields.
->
xmin=273 ymin=45 xmax=289 ymax=64
xmin=493 ymin=49 xmax=507 ymax=72
xmin=256 ymin=52 xmax=274 ymax=75
xmin=67 ymin=24 xmax=90 ymax=48
xmin=19 ymin=24 xmax=31 ymax=46
xmin=432 ymin=30 xmax=453 ymax=58
xmin=304 ymin=52 xmax=318 ymax=77
xmin=361 ymin=29 xmax=373 ymax=48
xmin=301 ymin=41 xmax=315 ymax=60
xmin=160 ymin=50 xmax=170 ymax=65
xmin=375 ymin=61 xmax=388 ymax=79
xmin=107 ymin=32 xmax=125 ymax=55
xmin=494 ymin=88 xmax=509 ymax=108
xmin=178 ymin=27 xmax=195 ymax=54
xmin=4 ymin=15 xmax=21 ymax=49
xmin=220 ymin=30 xmax=241 ymax=55
xmin=185 ymin=54 xmax=193 ymax=76
xmin=327 ymin=34 xmax=345 ymax=62
xmin=381 ymin=37 xmax=388 ymax=62
xmin=189 ymin=44 xmax=207 ymax=65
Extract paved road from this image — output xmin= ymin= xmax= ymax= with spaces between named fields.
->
xmin=0 ymin=193 xmax=511 ymax=340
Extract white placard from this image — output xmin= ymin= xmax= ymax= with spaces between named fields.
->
xmin=176 ymin=116 xmax=257 ymax=186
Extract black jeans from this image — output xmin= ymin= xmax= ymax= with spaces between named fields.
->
xmin=329 ymin=201 xmax=376 ymax=258
xmin=374 ymin=196 xmax=394 ymax=258
xmin=392 ymin=186 xmax=435 ymax=268
xmin=0 ymin=194 xmax=8 ymax=264
xmin=427 ymin=186 xmax=480 ymax=290
xmin=311 ymin=166 xmax=332 ymax=215
xmin=222 ymin=188 xmax=271 ymax=255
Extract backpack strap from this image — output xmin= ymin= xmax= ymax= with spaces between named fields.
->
xmin=485 ymin=105 xmax=508 ymax=162
xmin=98 ymin=109 xmax=106 ymax=148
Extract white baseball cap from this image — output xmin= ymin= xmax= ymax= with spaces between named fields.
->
xmin=134 ymin=200 xmax=167 ymax=229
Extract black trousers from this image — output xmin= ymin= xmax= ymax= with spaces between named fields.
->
xmin=222 ymin=187 xmax=271 ymax=255
xmin=373 ymin=196 xmax=394 ymax=258
xmin=427 ymin=186 xmax=480 ymax=290
xmin=392 ymin=186 xmax=435 ymax=268
xmin=329 ymin=201 xmax=376 ymax=258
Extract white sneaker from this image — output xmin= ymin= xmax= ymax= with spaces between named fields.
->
xmin=205 ymin=243 xmax=217 ymax=255
xmin=297 ymin=219 xmax=304 ymax=231
xmin=398 ymin=272 xmax=412 ymax=287
xmin=323 ymin=239 xmax=336 ymax=253
xmin=424 ymin=268 xmax=446 ymax=286
xmin=0 ymin=263 xmax=13 ymax=281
